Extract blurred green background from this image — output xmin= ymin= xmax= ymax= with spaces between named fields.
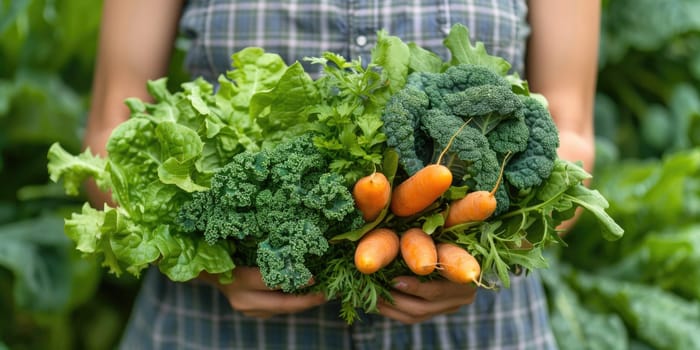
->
xmin=1 ymin=0 xmax=700 ymax=349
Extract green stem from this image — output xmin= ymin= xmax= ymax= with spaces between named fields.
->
xmin=498 ymin=189 xmax=568 ymax=219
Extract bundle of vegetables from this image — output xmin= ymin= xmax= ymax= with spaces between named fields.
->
xmin=47 ymin=24 xmax=623 ymax=323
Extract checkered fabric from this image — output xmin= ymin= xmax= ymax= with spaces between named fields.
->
xmin=120 ymin=268 xmax=556 ymax=350
xmin=178 ymin=0 xmax=531 ymax=79
xmin=119 ymin=1 xmax=558 ymax=349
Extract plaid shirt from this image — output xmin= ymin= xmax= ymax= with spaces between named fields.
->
xmin=179 ymin=0 xmax=530 ymax=80
xmin=120 ymin=1 xmax=557 ymax=349
xmin=121 ymin=268 xmax=556 ymax=350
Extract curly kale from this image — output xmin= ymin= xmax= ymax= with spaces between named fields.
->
xmin=176 ymin=134 xmax=364 ymax=292
xmin=256 ymin=219 xmax=328 ymax=291
xmin=176 ymin=150 xmax=268 ymax=242
xmin=381 ymin=63 xmax=559 ymax=214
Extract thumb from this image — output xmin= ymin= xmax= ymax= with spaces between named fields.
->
xmin=391 ymin=276 xmax=424 ymax=295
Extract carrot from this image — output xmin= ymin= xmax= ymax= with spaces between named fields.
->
xmin=390 ymin=119 xmax=472 ymax=217
xmin=389 ymin=164 xmax=452 ymax=217
xmin=354 ymin=228 xmax=400 ymax=274
xmin=400 ymin=227 xmax=438 ymax=275
xmin=436 ymin=243 xmax=480 ymax=284
xmin=353 ymin=171 xmax=391 ymax=222
xmin=444 ymin=153 xmax=510 ymax=227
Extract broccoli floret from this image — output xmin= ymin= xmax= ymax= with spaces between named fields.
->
xmin=419 ymin=109 xmax=510 ymax=212
xmin=442 ymin=64 xmax=512 ymax=90
xmin=381 ymin=85 xmax=431 ymax=174
xmin=505 ymin=96 xmax=560 ymax=189
xmin=487 ymin=117 xmax=530 ymax=156
xmin=412 ymin=64 xmax=512 ymax=111
xmin=444 ymin=84 xmax=524 ymax=131
xmin=176 ymin=134 xmax=364 ymax=292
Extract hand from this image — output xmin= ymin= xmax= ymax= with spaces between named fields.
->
xmin=199 ymin=267 xmax=327 ymax=319
xmin=377 ymin=276 xmax=477 ymax=324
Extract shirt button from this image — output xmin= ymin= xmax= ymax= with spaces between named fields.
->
xmin=355 ymin=35 xmax=368 ymax=47
xmin=440 ymin=24 xmax=451 ymax=35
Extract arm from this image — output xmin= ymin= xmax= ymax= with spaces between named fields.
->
xmin=527 ymin=0 xmax=601 ymax=232
xmin=84 ymin=0 xmax=184 ymax=207
xmin=86 ymin=0 xmax=326 ymax=317
xmin=526 ymin=0 xmax=601 ymax=174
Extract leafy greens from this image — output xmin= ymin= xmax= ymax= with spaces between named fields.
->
xmin=47 ymin=24 xmax=623 ymax=323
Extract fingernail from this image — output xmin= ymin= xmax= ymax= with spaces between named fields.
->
xmin=393 ymin=281 xmax=407 ymax=289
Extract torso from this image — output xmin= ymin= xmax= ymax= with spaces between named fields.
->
xmin=179 ymin=0 xmax=530 ymax=80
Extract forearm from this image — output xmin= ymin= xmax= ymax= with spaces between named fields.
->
xmin=84 ymin=0 xmax=184 ymax=206
xmin=526 ymin=0 xmax=601 ymax=174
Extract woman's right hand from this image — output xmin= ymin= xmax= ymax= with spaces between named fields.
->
xmin=199 ymin=267 xmax=327 ymax=319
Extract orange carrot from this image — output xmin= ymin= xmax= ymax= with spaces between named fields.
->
xmin=353 ymin=172 xmax=391 ymax=222
xmin=400 ymin=227 xmax=438 ymax=276
xmin=389 ymin=164 xmax=452 ymax=217
xmin=444 ymin=153 xmax=510 ymax=227
xmin=436 ymin=243 xmax=481 ymax=284
xmin=390 ymin=119 xmax=472 ymax=217
xmin=354 ymin=228 xmax=400 ymax=274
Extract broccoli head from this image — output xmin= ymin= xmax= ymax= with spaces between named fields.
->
xmin=176 ymin=134 xmax=364 ymax=292
xmin=381 ymin=63 xmax=560 ymax=214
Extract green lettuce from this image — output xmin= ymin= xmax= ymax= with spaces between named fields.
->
xmin=47 ymin=29 xmax=411 ymax=282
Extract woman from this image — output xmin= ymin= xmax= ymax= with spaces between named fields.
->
xmin=86 ymin=1 xmax=599 ymax=348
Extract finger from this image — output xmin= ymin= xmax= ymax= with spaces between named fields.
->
xmin=378 ymin=292 xmax=466 ymax=324
xmin=265 ymin=291 xmax=327 ymax=314
xmin=392 ymin=276 xmax=476 ymax=302
xmin=197 ymin=271 xmax=219 ymax=284
xmin=233 ymin=266 xmax=276 ymax=290
xmin=377 ymin=298 xmax=434 ymax=324
xmin=382 ymin=279 xmax=476 ymax=321
xmin=234 ymin=267 xmax=317 ymax=290
xmin=232 ymin=290 xmax=327 ymax=317
xmin=200 ymin=267 xmax=272 ymax=290
xmin=388 ymin=289 xmax=462 ymax=316
xmin=391 ymin=276 xmax=440 ymax=300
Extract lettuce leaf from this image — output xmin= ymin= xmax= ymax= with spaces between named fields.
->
xmin=64 ymin=203 xmax=233 ymax=281
xmin=47 ymin=143 xmax=108 ymax=195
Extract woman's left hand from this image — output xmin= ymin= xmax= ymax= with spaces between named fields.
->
xmin=377 ymin=276 xmax=477 ymax=324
